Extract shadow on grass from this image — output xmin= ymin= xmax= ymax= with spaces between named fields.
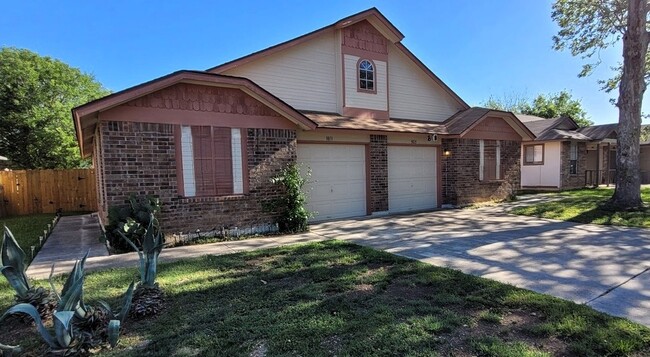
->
xmin=1 ymin=241 xmax=649 ymax=356
xmin=512 ymin=188 xmax=650 ymax=228
xmin=94 ymin=242 xmax=650 ymax=356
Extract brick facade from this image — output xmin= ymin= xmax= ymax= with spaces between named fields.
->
xmin=369 ymin=135 xmax=388 ymax=212
xmin=560 ymin=141 xmax=587 ymax=189
xmin=99 ymin=121 xmax=296 ymax=235
xmin=441 ymin=138 xmax=520 ymax=205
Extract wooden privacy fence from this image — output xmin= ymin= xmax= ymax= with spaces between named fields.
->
xmin=0 ymin=169 xmax=97 ymax=217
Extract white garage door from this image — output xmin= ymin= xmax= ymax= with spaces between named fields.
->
xmin=388 ymin=146 xmax=437 ymax=213
xmin=298 ymin=144 xmax=366 ymax=221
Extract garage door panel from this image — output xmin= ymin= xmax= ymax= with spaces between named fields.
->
xmin=298 ymin=144 xmax=366 ymax=221
xmin=388 ymin=146 xmax=437 ymax=213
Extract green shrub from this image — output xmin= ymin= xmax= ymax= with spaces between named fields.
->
xmin=104 ymin=194 xmax=162 ymax=253
xmin=267 ymin=164 xmax=313 ymax=233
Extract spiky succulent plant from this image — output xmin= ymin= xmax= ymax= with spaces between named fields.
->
xmin=1 ymin=226 xmax=56 ymax=317
xmin=116 ymin=213 xmax=165 ymax=317
xmin=116 ymin=214 xmax=164 ymax=288
xmin=47 ymin=252 xmax=135 ymax=350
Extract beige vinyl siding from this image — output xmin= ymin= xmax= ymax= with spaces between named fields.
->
xmin=344 ymin=54 xmax=388 ymax=111
xmin=521 ymin=141 xmax=561 ymax=188
xmin=223 ymin=33 xmax=338 ymax=113
xmin=388 ymin=43 xmax=461 ymax=121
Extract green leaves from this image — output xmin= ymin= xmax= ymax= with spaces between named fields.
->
xmin=0 ymin=303 xmax=58 ymax=348
xmin=482 ymin=90 xmax=593 ymax=127
xmin=268 ymin=164 xmax=313 ymax=233
xmin=118 ymin=213 xmax=164 ymax=288
xmin=49 ymin=251 xmax=89 ymax=319
xmin=107 ymin=320 xmax=121 ymax=348
xmin=1 ymin=226 xmax=31 ymax=298
xmin=0 ymin=47 xmax=110 ymax=169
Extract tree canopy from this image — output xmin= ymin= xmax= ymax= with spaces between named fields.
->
xmin=482 ymin=90 xmax=593 ymax=127
xmin=0 ymin=47 xmax=109 ymax=169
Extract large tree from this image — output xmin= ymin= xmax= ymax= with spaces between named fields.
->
xmin=483 ymin=90 xmax=593 ymax=126
xmin=0 ymin=48 xmax=109 ymax=169
xmin=553 ymin=0 xmax=648 ymax=209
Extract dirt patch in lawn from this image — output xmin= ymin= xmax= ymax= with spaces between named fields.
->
xmin=436 ymin=310 xmax=568 ymax=356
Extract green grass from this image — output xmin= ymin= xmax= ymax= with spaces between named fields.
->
xmin=0 ymin=214 xmax=55 ymax=262
xmin=1 ymin=241 xmax=649 ymax=356
xmin=511 ymin=187 xmax=650 ymax=228
xmin=472 ymin=336 xmax=551 ymax=357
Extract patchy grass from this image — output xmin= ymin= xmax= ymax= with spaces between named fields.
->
xmin=511 ymin=187 xmax=650 ymax=228
xmin=0 ymin=214 xmax=55 ymax=262
xmin=1 ymin=241 xmax=649 ymax=356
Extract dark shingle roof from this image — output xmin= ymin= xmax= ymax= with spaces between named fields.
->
xmin=577 ymin=124 xmax=618 ymax=140
xmin=302 ymin=111 xmax=448 ymax=134
xmin=443 ymin=107 xmax=491 ymax=135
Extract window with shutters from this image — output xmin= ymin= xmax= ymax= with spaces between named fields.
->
xmin=179 ymin=126 xmax=245 ymax=197
xmin=479 ymin=139 xmax=501 ymax=181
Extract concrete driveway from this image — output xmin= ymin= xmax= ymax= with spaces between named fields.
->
xmin=310 ymin=205 xmax=650 ymax=327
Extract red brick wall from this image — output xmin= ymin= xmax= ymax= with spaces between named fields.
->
xmin=441 ymin=138 xmax=521 ymax=205
xmin=99 ymin=121 xmax=296 ymax=234
xmin=369 ymin=135 xmax=388 ymax=212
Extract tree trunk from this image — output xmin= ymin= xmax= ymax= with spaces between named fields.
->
xmin=609 ymin=0 xmax=648 ymax=210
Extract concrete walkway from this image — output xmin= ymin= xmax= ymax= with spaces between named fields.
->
xmin=28 ymin=214 xmax=108 ymax=274
xmin=26 ymin=230 xmax=327 ymax=279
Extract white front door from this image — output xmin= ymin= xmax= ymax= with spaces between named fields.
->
xmin=297 ymin=144 xmax=366 ymax=221
xmin=388 ymin=146 xmax=437 ymax=213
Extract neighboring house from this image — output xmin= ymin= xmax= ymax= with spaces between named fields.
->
xmin=72 ymin=8 xmax=534 ymax=235
xmin=517 ymin=114 xmax=650 ymax=189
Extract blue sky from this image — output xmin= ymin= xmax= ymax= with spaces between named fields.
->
xmin=1 ymin=0 xmax=638 ymax=125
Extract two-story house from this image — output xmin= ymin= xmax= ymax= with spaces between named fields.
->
xmin=73 ymin=8 xmax=534 ymax=234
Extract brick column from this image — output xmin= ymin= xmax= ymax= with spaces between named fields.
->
xmin=369 ymin=135 xmax=388 ymax=212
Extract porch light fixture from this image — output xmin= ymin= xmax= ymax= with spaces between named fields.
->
xmin=443 ymin=150 xmax=451 ymax=157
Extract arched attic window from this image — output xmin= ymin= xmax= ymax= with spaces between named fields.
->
xmin=358 ymin=59 xmax=375 ymax=92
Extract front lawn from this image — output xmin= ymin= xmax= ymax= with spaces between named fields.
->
xmin=0 ymin=214 xmax=55 ymax=262
xmin=511 ymin=187 xmax=650 ymax=228
xmin=1 ymin=241 xmax=649 ymax=356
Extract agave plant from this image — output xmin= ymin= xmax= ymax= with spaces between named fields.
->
xmin=45 ymin=252 xmax=135 ymax=351
xmin=116 ymin=213 xmax=165 ymax=317
xmin=1 ymin=226 xmax=55 ymax=316
xmin=49 ymin=251 xmax=90 ymax=319
xmin=0 ymin=304 xmax=78 ymax=354
xmin=116 ymin=214 xmax=164 ymax=288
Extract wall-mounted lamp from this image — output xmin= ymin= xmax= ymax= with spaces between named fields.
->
xmin=443 ymin=150 xmax=451 ymax=157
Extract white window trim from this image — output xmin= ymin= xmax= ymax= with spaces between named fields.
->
xmin=181 ymin=125 xmax=196 ymax=197
xmin=231 ymin=128 xmax=244 ymax=194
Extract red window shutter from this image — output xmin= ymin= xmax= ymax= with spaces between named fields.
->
xmin=192 ymin=126 xmax=216 ymax=196
xmin=213 ymin=128 xmax=233 ymax=195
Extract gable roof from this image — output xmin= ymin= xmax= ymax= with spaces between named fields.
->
xmin=207 ymin=7 xmax=469 ymax=110
xmin=577 ymin=124 xmax=618 ymax=141
xmin=72 ymin=70 xmax=317 ymax=157
xmin=444 ymin=107 xmax=535 ymax=140
xmin=518 ymin=115 xmax=620 ymax=142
